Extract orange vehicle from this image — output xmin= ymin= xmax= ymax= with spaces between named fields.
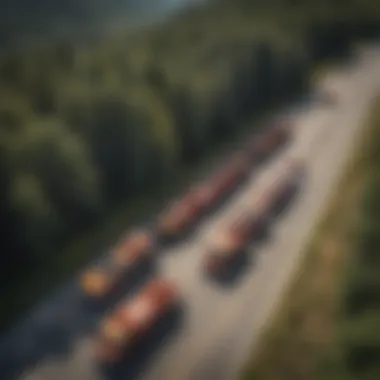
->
xmin=112 ymin=229 xmax=154 ymax=267
xmin=225 ymin=153 xmax=251 ymax=178
xmin=203 ymin=215 xmax=252 ymax=274
xmin=156 ymin=197 xmax=202 ymax=241
xmin=204 ymin=199 xmax=271 ymax=276
xmin=212 ymin=154 xmax=250 ymax=196
xmin=248 ymin=120 xmax=292 ymax=163
xmin=79 ymin=263 xmax=126 ymax=300
xmin=94 ymin=279 xmax=180 ymax=364
xmin=187 ymin=182 xmax=220 ymax=212
xmin=79 ymin=230 xmax=154 ymax=299
xmin=156 ymin=154 xmax=250 ymax=241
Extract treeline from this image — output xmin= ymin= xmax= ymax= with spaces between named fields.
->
xmin=0 ymin=0 xmax=139 ymax=46
xmin=0 ymin=0 xmax=379 ymax=280
xmin=328 ymin=112 xmax=380 ymax=380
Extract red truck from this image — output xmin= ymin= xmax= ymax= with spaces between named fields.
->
xmin=203 ymin=209 xmax=268 ymax=276
xmin=156 ymin=196 xmax=203 ymax=241
xmin=94 ymin=278 xmax=180 ymax=364
xmin=212 ymin=153 xmax=251 ymax=196
xmin=247 ymin=119 xmax=292 ymax=163
xmin=79 ymin=229 xmax=154 ymax=300
xmin=156 ymin=154 xmax=251 ymax=241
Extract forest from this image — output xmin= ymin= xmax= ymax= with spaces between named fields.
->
xmin=0 ymin=0 xmax=144 ymax=46
xmin=0 ymin=0 xmax=379 ymax=328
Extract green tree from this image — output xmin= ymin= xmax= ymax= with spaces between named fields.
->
xmin=69 ymin=93 xmax=153 ymax=203
xmin=255 ymin=42 xmax=275 ymax=105
xmin=0 ymin=146 xmax=29 ymax=276
xmin=340 ymin=313 xmax=380 ymax=374
xmin=343 ymin=266 xmax=380 ymax=316
xmin=9 ymin=172 xmax=64 ymax=259
xmin=14 ymin=119 xmax=102 ymax=229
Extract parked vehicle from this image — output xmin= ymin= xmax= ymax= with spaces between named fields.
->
xmin=79 ymin=230 xmax=154 ymax=299
xmin=203 ymin=211 xmax=265 ymax=275
xmin=112 ymin=230 xmax=154 ymax=267
xmin=94 ymin=279 xmax=180 ymax=364
xmin=156 ymin=154 xmax=250 ymax=241
xmin=247 ymin=119 xmax=293 ymax=163
xmin=212 ymin=153 xmax=251 ymax=195
xmin=156 ymin=197 xmax=203 ymax=241
xmin=80 ymin=262 xmax=126 ymax=301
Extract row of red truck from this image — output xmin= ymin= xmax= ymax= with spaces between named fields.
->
xmin=154 ymin=117 xmax=292 ymax=241
xmin=204 ymin=160 xmax=305 ymax=276
xmin=79 ymin=118 xmax=304 ymax=364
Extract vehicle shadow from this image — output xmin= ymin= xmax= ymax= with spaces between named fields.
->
xmin=209 ymin=250 xmax=252 ymax=288
xmin=99 ymin=303 xmax=185 ymax=380
xmin=270 ymin=182 xmax=303 ymax=220
xmin=207 ymin=224 xmax=272 ymax=289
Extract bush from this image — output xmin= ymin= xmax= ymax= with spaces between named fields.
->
xmin=343 ymin=266 xmax=380 ymax=316
xmin=340 ymin=313 xmax=380 ymax=374
xmin=355 ymin=220 xmax=380 ymax=263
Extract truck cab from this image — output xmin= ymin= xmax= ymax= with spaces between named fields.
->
xmin=94 ymin=279 xmax=180 ymax=364
xmin=79 ymin=230 xmax=154 ymax=300
xmin=203 ymin=215 xmax=251 ymax=274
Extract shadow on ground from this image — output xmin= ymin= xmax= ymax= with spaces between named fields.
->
xmin=208 ymin=250 xmax=253 ymax=288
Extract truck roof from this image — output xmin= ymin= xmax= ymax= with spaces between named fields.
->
xmin=100 ymin=315 xmax=129 ymax=345
xmin=255 ymin=195 xmax=271 ymax=215
xmin=80 ymin=267 xmax=115 ymax=296
xmin=109 ymin=279 xmax=179 ymax=333
xmin=208 ymin=226 xmax=241 ymax=255
xmin=190 ymin=183 xmax=215 ymax=204
xmin=112 ymin=229 xmax=153 ymax=266
xmin=159 ymin=200 xmax=195 ymax=230
xmin=122 ymin=295 xmax=155 ymax=327
xmin=117 ymin=229 xmax=151 ymax=247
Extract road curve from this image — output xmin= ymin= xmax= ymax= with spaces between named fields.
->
xmin=3 ymin=44 xmax=380 ymax=380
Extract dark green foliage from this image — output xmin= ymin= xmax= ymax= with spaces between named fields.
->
xmin=337 ymin=107 xmax=380 ymax=378
xmin=72 ymin=94 xmax=150 ymax=202
xmin=343 ymin=267 xmax=380 ymax=316
xmin=340 ymin=314 xmax=380 ymax=374
xmin=171 ymin=89 xmax=210 ymax=161
xmin=256 ymin=43 xmax=275 ymax=105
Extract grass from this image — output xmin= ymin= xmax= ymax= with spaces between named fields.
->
xmin=240 ymin=95 xmax=380 ymax=380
